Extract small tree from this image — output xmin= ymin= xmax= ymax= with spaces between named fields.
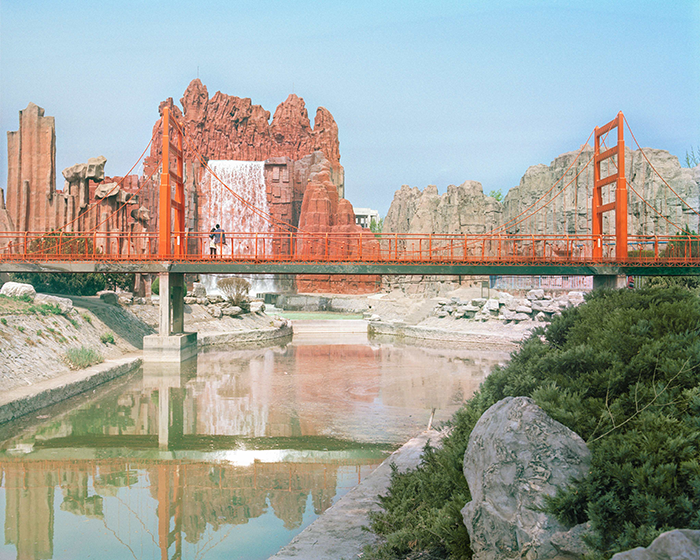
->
xmin=488 ymin=189 xmax=504 ymax=202
xmin=217 ymin=277 xmax=251 ymax=311
xmin=369 ymin=216 xmax=384 ymax=233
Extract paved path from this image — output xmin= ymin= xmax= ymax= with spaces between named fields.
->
xmin=269 ymin=429 xmax=444 ymax=560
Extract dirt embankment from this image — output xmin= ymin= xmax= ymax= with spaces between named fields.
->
xmin=0 ymin=296 xmax=144 ymax=391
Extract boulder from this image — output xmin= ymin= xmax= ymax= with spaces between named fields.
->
xmin=462 ymin=396 xmax=592 ymax=560
xmin=515 ymin=305 xmax=533 ymax=314
xmin=531 ymin=300 xmax=557 ymax=313
xmin=610 ymin=529 xmax=700 ymax=560
xmin=527 ymin=289 xmax=545 ymax=300
xmin=207 ymin=306 xmax=223 ymax=318
xmin=500 ymin=309 xmax=516 ymax=321
xmin=35 ymin=293 xmax=73 ymax=314
xmin=471 ymin=298 xmax=487 ymax=308
xmin=0 ymin=282 xmax=36 ymax=299
xmin=512 ymin=312 xmax=531 ymax=322
xmin=484 ymin=299 xmax=501 ymax=314
xmin=568 ymin=292 xmax=585 ymax=305
xmin=184 ymin=297 xmax=198 ymax=304
xmin=249 ymin=301 xmax=265 ymax=313
xmin=221 ymin=306 xmax=243 ymax=316
xmin=97 ymin=291 xmax=118 ymax=305
xmin=192 ymin=282 xmax=207 ymax=298
xmin=535 ymin=311 xmax=547 ymax=322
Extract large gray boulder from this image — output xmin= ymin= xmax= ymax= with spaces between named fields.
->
xmin=611 ymin=530 xmax=700 ymax=560
xmin=35 ymin=293 xmax=73 ymax=314
xmin=0 ymin=282 xmax=36 ymax=299
xmin=462 ymin=396 xmax=591 ymax=560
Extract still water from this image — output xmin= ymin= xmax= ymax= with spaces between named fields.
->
xmin=0 ymin=331 xmax=511 ymax=560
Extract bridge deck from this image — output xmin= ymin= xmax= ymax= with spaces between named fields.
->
xmin=1 ymin=259 xmax=698 ymax=276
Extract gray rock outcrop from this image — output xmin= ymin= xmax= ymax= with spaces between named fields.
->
xmin=384 ymin=148 xmax=700 ymax=238
xmin=611 ymin=529 xmax=700 ymax=560
xmin=0 ymin=282 xmax=36 ymax=299
xmin=34 ymin=293 xmax=73 ymax=314
xmin=384 ymin=181 xmax=502 ymax=235
xmin=462 ymin=396 xmax=591 ymax=560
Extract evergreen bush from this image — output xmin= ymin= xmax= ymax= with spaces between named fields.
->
xmin=366 ymin=286 xmax=700 ymax=559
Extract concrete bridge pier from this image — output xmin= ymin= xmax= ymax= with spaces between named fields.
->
xmin=143 ymin=272 xmax=198 ymax=362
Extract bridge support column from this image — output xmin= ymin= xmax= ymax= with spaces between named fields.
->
xmin=592 ymin=275 xmax=626 ymax=290
xmin=143 ymin=272 xmax=198 ymax=362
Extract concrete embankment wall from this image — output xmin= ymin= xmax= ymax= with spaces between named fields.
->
xmin=269 ymin=429 xmax=445 ymax=560
xmin=0 ymin=355 xmax=142 ymax=424
xmin=368 ymin=320 xmax=522 ymax=348
xmin=198 ymin=323 xmax=293 ymax=347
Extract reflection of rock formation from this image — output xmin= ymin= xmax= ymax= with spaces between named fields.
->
xmin=3 ymin=464 xmax=55 ymax=560
xmin=0 ymin=458 xmax=365 ymax=558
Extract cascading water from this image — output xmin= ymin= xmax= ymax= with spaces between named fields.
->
xmin=200 ymin=161 xmax=277 ymax=296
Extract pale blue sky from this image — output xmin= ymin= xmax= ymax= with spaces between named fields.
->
xmin=1 ymin=0 xmax=698 ymax=216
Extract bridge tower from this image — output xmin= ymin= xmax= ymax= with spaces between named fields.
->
xmin=158 ymin=106 xmax=185 ymax=258
xmin=144 ymin=107 xmax=197 ymax=362
xmin=593 ymin=111 xmax=628 ymax=262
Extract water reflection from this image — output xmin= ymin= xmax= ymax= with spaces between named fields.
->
xmin=0 ymin=335 xmax=510 ymax=559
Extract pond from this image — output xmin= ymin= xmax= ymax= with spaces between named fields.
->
xmin=0 ymin=331 xmax=511 ymax=560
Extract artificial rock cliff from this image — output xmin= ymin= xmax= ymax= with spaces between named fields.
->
xmin=384 ymin=147 xmax=700 ymax=238
xmin=144 ymin=79 xmax=344 ymax=197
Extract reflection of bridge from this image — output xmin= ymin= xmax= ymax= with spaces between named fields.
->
xmin=1 ymin=111 xmax=698 ymax=356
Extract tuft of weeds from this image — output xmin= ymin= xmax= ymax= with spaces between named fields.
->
xmin=17 ymin=326 xmax=25 ymax=333
xmin=28 ymin=303 xmax=62 ymax=316
xmin=81 ymin=313 xmax=92 ymax=325
xmin=100 ymin=332 xmax=115 ymax=344
xmin=1 ymin=318 xmax=7 ymax=326
xmin=65 ymin=346 xmax=103 ymax=369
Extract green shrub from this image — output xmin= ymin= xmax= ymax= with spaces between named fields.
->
xmin=81 ymin=313 xmax=92 ymax=324
xmin=65 ymin=346 xmax=103 ymax=369
xmin=0 ymin=318 xmax=7 ymax=325
xmin=100 ymin=332 xmax=115 ymax=344
xmin=366 ymin=286 xmax=700 ymax=560
xmin=16 ymin=326 xmax=25 ymax=333
xmin=151 ymin=277 xmax=159 ymax=295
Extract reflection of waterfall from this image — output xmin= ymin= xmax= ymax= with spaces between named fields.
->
xmin=201 ymin=161 xmax=276 ymax=294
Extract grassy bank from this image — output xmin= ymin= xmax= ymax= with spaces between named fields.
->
xmin=365 ymin=286 xmax=700 ymax=559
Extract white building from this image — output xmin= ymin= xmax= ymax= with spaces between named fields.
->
xmin=354 ymin=207 xmax=380 ymax=229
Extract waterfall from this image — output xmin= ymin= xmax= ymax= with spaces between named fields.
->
xmin=200 ymin=161 xmax=277 ymax=296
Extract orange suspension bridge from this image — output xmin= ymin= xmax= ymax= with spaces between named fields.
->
xmin=0 ymin=111 xmax=698 ymax=279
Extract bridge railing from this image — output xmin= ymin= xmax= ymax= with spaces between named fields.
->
xmin=1 ymin=230 xmax=698 ymax=265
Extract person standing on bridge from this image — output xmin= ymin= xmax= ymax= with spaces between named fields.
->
xmin=213 ymin=224 xmax=226 ymax=257
xmin=209 ymin=227 xmax=217 ymax=256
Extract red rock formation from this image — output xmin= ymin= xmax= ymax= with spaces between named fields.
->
xmin=144 ymin=80 xmax=343 ymax=186
xmin=295 ymin=170 xmax=380 ymax=294
xmin=5 ymin=103 xmax=59 ymax=232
